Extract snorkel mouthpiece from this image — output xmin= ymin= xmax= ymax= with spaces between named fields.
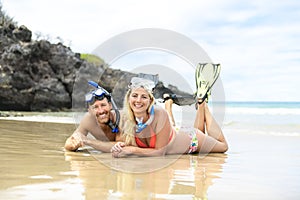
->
xmin=135 ymin=106 xmax=155 ymax=133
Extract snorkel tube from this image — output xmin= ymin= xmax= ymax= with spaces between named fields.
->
xmin=88 ymin=81 xmax=120 ymax=133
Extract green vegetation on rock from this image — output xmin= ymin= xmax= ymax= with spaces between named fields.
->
xmin=80 ymin=53 xmax=105 ymax=65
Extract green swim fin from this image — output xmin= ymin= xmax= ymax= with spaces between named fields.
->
xmin=195 ymin=63 xmax=221 ymax=102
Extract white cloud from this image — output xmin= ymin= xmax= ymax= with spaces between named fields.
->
xmin=2 ymin=0 xmax=300 ymax=101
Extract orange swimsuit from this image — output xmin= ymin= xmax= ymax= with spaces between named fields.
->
xmin=135 ymin=126 xmax=175 ymax=148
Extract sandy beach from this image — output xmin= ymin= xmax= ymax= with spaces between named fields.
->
xmin=0 ymin=107 xmax=299 ymax=199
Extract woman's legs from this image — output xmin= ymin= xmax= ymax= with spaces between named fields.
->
xmin=204 ymin=103 xmax=227 ymax=144
xmin=167 ymin=132 xmax=191 ymax=154
xmin=195 ymin=102 xmax=228 ymax=153
xmin=167 ymin=98 xmax=228 ymax=154
xmin=164 ymin=96 xmax=176 ymax=127
xmin=194 ymin=102 xmax=205 ymax=133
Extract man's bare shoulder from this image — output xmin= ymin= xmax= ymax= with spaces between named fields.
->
xmin=77 ymin=112 xmax=97 ymax=130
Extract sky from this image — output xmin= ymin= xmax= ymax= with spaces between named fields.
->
xmin=2 ymin=0 xmax=300 ymax=102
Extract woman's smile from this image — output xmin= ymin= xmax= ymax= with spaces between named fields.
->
xmin=129 ymin=88 xmax=151 ymax=113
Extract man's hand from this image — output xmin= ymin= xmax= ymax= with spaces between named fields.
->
xmin=66 ymin=132 xmax=87 ymax=151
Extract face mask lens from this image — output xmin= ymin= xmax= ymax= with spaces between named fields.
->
xmin=85 ymin=93 xmax=93 ymax=102
xmin=94 ymin=88 xmax=105 ymax=97
xmin=129 ymin=77 xmax=155 ymax=92
xmin=85 ymin=89 xmax=107 ymax=103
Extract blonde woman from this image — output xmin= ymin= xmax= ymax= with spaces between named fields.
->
xmin=111 ymin=76 xmax=228 ymax=158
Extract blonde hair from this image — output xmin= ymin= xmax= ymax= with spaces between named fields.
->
xmin=120 ymin=88 xmax=155 ymax=146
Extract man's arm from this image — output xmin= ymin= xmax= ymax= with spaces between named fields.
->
xmin=65 ymin=112 xmax=120 ymax=152
xmin=64 ymin=113 xmax=90 ymax=151
xmin=83 ymin=139 xmax=116 ymax=153
xmin=83 ymin=124 xmax=123 ymax=152
xmin=65 ymin=130 xmax=117 ymax=152
xmin=64 ymin=131 xmax=86 ymax=151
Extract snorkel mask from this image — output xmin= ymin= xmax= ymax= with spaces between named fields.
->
xmin=85 ymin=87 xmax=111 ymax=103
xmin=85 ymin=81 xmax=120 ymax=133
xmin=128 ymin=77 xmax=156 ymax=94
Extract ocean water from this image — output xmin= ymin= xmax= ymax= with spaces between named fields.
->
xmin=222 ymin=101 xmax=300 ymax=137
xmin=169 ymin=101 xmax=300 ymax=137
xmin=1 ymin=101 xmax=299 ymax=137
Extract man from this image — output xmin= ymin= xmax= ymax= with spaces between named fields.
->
xmin=64 ymin=82 xmax=120 ymax=152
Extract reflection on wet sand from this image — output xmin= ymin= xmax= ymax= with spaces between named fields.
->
xmin=0 ymin=119 xmax=227 ymax=199
xmin=66 ymin=150 xmax=227 ymax=199
xmin=0 ymin=120 xmax=76 ymax=189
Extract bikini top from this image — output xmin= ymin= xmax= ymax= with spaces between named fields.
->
xmin=135 ymin=126 xmax=175 ymax=148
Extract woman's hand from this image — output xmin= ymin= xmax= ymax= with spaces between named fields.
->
xmin=111 ymin=142 xmax=125 ymax=152
xmin=111 ymin=144 xmax=134 ymax=158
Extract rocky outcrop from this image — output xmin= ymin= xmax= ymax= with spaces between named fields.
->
xmin=0 ymin=9 xmax=191 ymax=111
xmin=0 ymin=24 xmax=82 ymax=111
xmin=0 ymin=14 xmax=107 ymax=111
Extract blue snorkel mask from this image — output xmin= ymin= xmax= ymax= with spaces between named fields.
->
xmin=85 ymin=87 xmax=111 ymax=103
xmin=85 ymin=81 xmax=120 ymax=133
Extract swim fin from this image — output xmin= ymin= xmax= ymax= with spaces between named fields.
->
xmin=162 ymin=93 xmax=195 ymax=106
xmin=195 ymin=63 xmax=221 ymax=103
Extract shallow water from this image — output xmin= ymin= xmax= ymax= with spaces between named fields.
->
xmin=1 ymin=106 xmax=300 ymax=199
xmin=1 ymin=106 xmax=300 ymax=200
xmin=0 ymin=119 xmax=227 ymax=200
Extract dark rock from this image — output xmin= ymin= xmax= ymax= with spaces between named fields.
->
xmin=0 ymin=8 xmax=191 ymax=111
xmin=12 ymin=25 xmax=31 ymax=42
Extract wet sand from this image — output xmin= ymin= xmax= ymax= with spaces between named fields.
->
xmin=0 ymin=118 xmax=299 ymax=199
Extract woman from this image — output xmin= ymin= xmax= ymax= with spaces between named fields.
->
xmin=112 ymin=77 xmax=228 ymax=158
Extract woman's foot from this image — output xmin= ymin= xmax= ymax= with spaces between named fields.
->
xmin=195 ymin=95 xmax=208 ymax=110
xmin=163 ymin=93 xmax=176 ymax=103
